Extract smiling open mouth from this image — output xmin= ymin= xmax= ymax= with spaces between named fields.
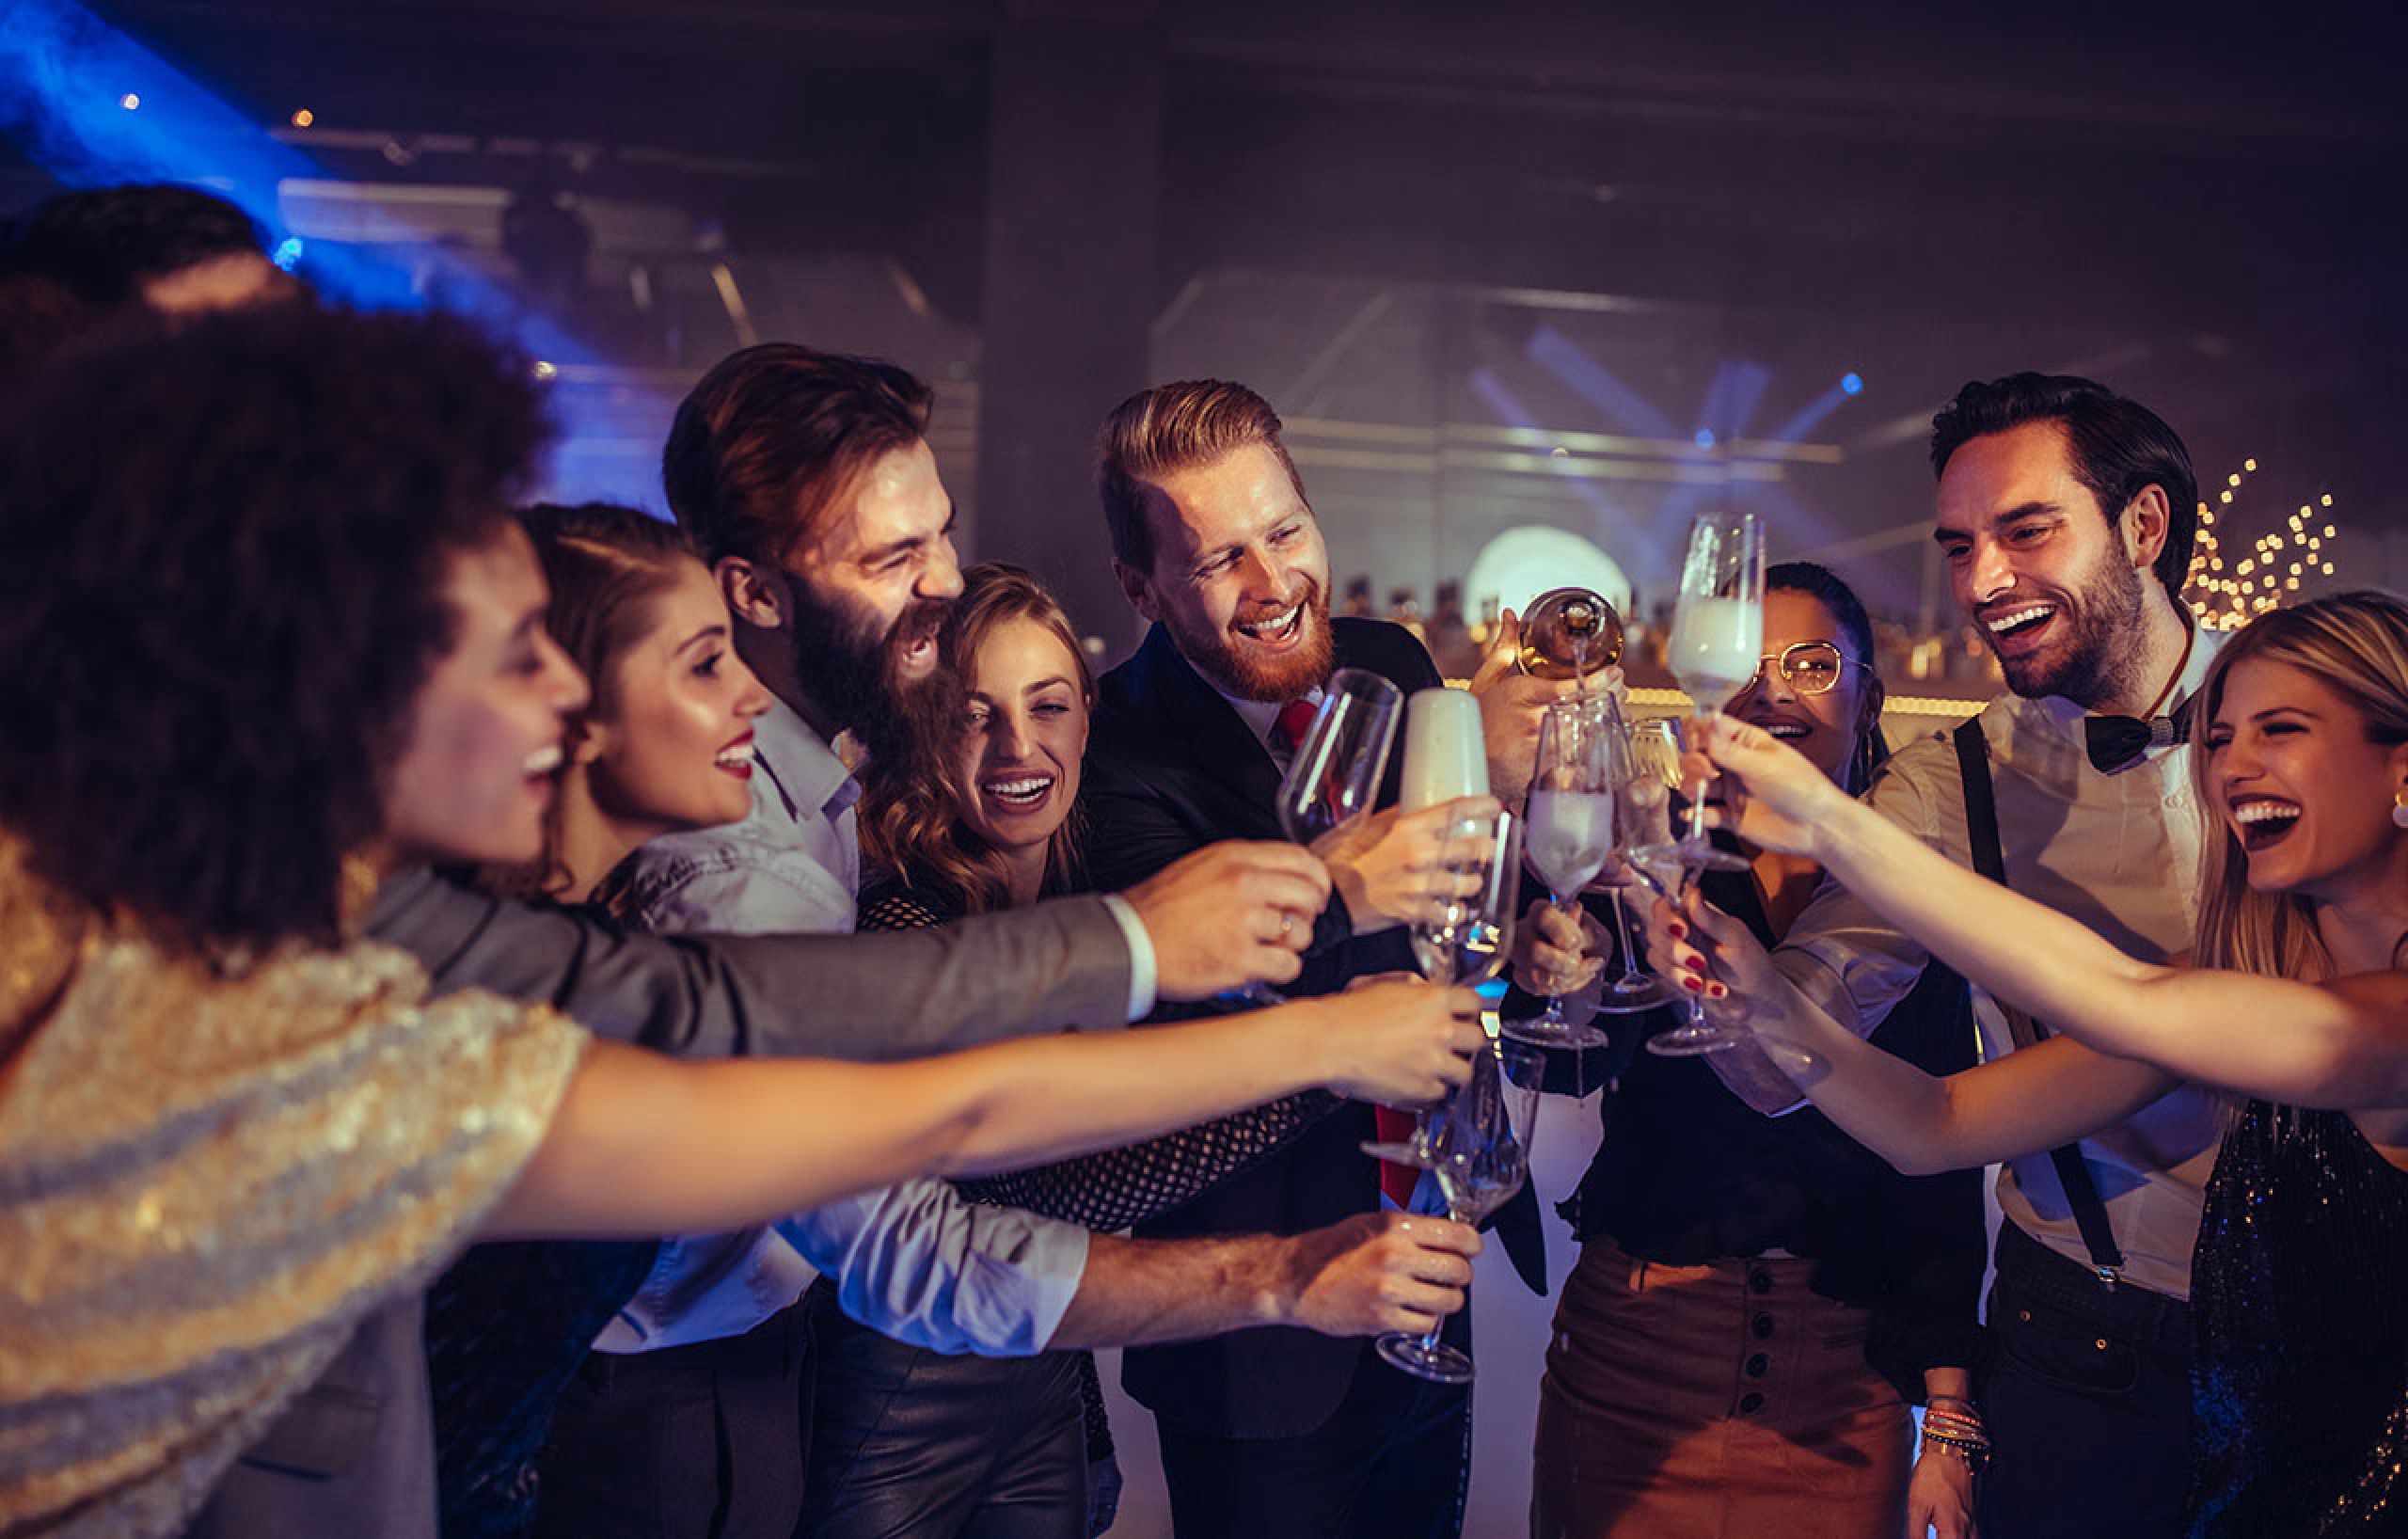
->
xmin=524 ymin=744 xmax=563 ymax=776
xmin=1235 ymin=603 xmax=1304 ymax=646
xmin=714 ymin=741 xmax=756 ymax=772
xmin=2232 ymin=797 xmax=2302 ymax=850
xmin=1985 ymin=604 xmax=2055 ymax=638
xmin=984 ymin=774 xmax=1054 ymax=809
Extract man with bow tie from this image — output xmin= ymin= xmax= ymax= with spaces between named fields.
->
xmin=1708 ymin=373 xmax=2222 ymax=1539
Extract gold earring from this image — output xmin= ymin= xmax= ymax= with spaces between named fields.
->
xmin=2393 ymin=787 xmax=2408 ymax=831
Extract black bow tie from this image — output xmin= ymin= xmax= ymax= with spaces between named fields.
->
xmin=2085 ymin=694 xmax=2194 ymax=774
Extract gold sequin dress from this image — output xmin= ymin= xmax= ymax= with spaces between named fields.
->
xmin=0 ymin=839 xmax=588 ymax=1538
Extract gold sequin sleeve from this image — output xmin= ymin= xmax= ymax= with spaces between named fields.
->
xmin=0 ymin=841 xmax=590 ymax=1538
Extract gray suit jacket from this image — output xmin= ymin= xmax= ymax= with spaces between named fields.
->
xmin=185 ymin=870 xmax=1134 ymax=1539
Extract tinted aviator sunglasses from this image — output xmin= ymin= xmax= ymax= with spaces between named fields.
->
xmin=1744 ymin=641 xmax=1869 ymax=696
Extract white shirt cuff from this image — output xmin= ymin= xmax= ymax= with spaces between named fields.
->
xmin=1099 ymin=893 xmax=1157 ymax=1020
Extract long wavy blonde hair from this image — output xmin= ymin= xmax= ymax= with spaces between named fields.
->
xmin=2190 ymin=590 xmax=2408 ymax=981
xmin=857 ymin=563 xmax=1095 ymax=914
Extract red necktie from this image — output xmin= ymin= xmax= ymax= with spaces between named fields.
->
xmin=1374 ymin=1109 xmax=1420 ymax=1208
xmin=1272 ymin=697 xmax=1318 ymax=754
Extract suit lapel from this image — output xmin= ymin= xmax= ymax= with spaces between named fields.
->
xmin=1129 ymin=624 xmax=1285 ymax=828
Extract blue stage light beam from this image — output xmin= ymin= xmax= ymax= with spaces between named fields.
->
xmin=1468 ymin=364 xmax=1656 ymax=584
xmin=2 ymin=0 xmax=585 ymax=362
xmin=1694 ymin=358 xmax=1772 ymax=448
xmin=1526 ymin=325 xmax=1682 ymax=440
xmin=1760 ymin=375 xmax=1861 ymax=448
xmin=2 ymin=0 xmax=675 ymax=506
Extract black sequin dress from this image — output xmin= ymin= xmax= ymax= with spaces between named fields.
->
xmin=2190 ymin=1099 xmax=2408 ymax=1536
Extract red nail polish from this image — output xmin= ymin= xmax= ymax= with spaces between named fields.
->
xmin=1707 ymin=982 xmax=1729 ymax=1000
xmin=1682 ymin=976 xmax=1703 ymax=992
xmin=1666 ymin=921 xmax=1687 ymax=940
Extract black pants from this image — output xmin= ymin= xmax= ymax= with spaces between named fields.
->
xmin=1977 ymin=1220 xmax=2194 ymax=1539
xmin=533 ymin=1300 xmax=816 ymax=1539
xmin=1152 ymin=1337 xmax=1472 ymax=1539
xmin=800 ymin=1298 xmax=1087 ymax=1539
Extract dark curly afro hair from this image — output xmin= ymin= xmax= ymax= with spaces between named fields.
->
xmin=0 ymin=299 xmax=552 ymax=954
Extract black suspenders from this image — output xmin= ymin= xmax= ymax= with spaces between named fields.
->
xmin=1951 ymin=720 xmax=2129 ymax=1290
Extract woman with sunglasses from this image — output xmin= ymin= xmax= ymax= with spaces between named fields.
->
xmin=1531 ymin=563 xmax=1986 ymax=1539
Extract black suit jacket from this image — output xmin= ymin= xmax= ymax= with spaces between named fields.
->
xmin=1084 ymin=617 xmax=1539 ymax=1439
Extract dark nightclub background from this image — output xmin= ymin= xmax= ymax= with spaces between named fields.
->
xmin=6 ymin=5 xmax=2403 ymax=1531
xmin=7 ymin=0 xmax=2401 ymax=682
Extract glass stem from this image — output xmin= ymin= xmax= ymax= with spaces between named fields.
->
xmin=1608 ymin=889 xmax=1641 ymax=987
xmin=1542 ymin=890 xmax=1569 ymax=1022
xmin=1417 ymin=1206 xmax=1468 ymax=1350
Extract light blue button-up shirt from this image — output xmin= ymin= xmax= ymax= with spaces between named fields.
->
xmin=592 ymin=698 xmax=1098 ymax=1357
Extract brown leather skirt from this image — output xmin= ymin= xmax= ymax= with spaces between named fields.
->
xmin=1530 ymin=1240 xmax=1912 ymax=1539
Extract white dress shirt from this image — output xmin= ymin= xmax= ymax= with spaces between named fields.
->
xmin=1773 ymin=632 xmax=2226 ymax=1300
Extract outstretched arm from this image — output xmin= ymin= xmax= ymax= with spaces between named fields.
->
xmin=1697 ymin=714 xmax=2408 ymax=1110
xmin=483 ymin=979 xmax=1483 ymax=1240
xmin=1647 ymin=893 xmax=2174 ymax=1173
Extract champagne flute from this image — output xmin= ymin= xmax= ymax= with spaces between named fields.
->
xmin=1624 ymin=715 xmax=1750 ymax=1056
xmin=1646 ymin=511 xmax=1765 ymax=875
xmin=1375 ymin=1038 xmax=1543 ymax=1385
xmin=1361 ymin=807 xmax=1520 ymax=1166
xmin=1229 ymin=669 xmax=1406 ymax=1007
xmin=1586 ymin=715 xmax=1681 ymax=1014
xmin=1277 ymin=668 xmax=1403 ymax=844
xmin=1631 ymin=511 xmax=1762 ymax=1055
xmin=1504 ymin=700 xmax=1615 ymax=1050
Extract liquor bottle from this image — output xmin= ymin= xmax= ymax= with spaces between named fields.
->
xmin=1517 ymin=587 xmax=1625 ymax=680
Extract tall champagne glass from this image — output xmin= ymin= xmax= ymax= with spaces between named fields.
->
xmin=1588 ymin=715 xmax=1681 ymax=1014
xmin=1624 ymin=715 xmax=1750 ymax=1056
xmin=1504 ymin=700 xmax=1615 ymax=1050
xmin=1229 ymin=669 xmax=1406 ymax=1007
xmin=1650 ymin=511 xmax=1765 ymax=874
xmin=1375 ymin=1038 xmax=1543 ymax=1385
xmin=1277 ymin=669 xmax=1403 ymax=843
xmin=1361 ymin=807 xmax=1520 ymax=1166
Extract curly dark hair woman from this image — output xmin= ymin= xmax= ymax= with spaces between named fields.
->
xmin=0 ymin=297 xmax=549 ymax=954
xmin=0 ymin=300 xmax=1491 ymax=1539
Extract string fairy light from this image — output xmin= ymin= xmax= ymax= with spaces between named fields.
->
xmin=2182 ymin=457 xmax=2344 ymax=630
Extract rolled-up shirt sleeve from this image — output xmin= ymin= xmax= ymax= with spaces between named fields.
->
xmin=776 ymin=1177 xmax=1091 ymax=1357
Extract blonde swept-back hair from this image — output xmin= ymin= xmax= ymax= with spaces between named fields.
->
xmin=2190 ymin=590 xmax=2408 ymax=982
xmin=857 ymin=563 xmax=1097 ymax=915
xmin=1094 ymin=379 xmax=1310 ymax=575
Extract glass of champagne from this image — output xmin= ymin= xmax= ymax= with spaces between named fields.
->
xmin=1505 ymin=699 xmax=1615 ymax=1050
xmin=1360 ymin=807 xmax=1520 ymax=1166
xmin=1375 ymin=1038 xmax=1544 ymax=1385
xmin=1230 ymin=669 xmax=1405 ymax=1007
xmin=1649 ymin=510 xmax=1764 ymax=875
xmin=1587 ymin=714 xmax=1681 ymax=1014
xmin=1634 ymin=511 xmax=1762 ymax=1055
xmin=1624 ymin=714 xmax=1750 ymax=1056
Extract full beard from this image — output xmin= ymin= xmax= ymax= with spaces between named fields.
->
xmin=1182 ymin=581 xmax=1337 ymax=704
xmin=787 ymin=587 xmax=954 ymax=746
xmin=1990 ymin=553 xmax=2150 ymax=708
